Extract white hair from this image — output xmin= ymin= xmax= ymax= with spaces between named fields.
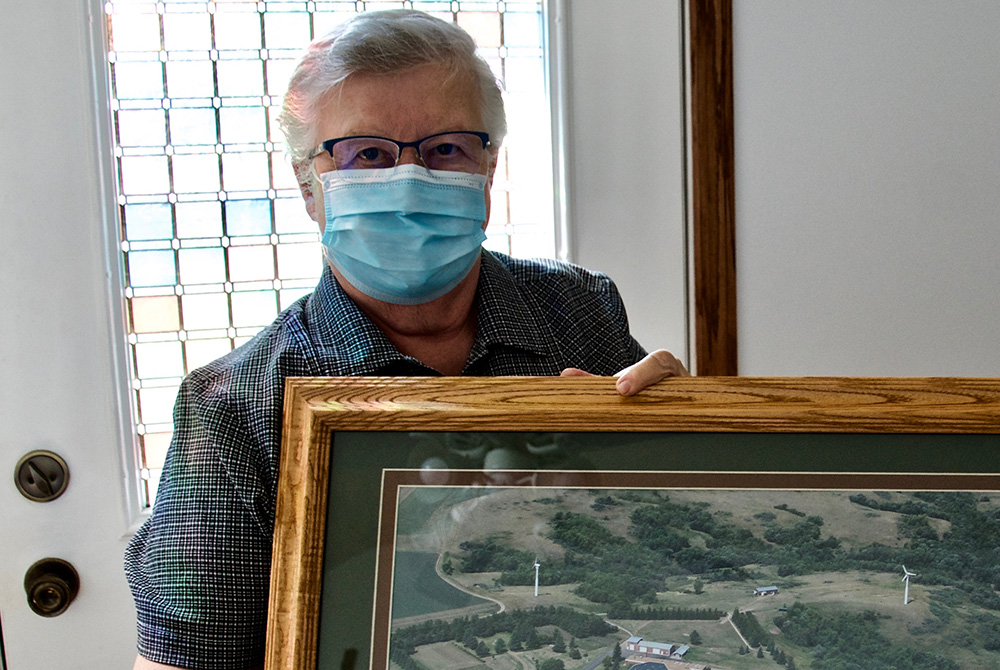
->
xmin=279 ymin=9 xmax=507 ymax=168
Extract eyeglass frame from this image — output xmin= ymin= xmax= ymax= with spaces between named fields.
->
xmin=308 ymin=130 xmax=492 ymax=171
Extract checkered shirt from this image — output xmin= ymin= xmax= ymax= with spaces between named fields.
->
xmin=124 ymin=250 xmax=645 ymax=668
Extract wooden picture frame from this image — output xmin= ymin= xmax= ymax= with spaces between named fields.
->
xmin=265 ymin=376 xmax=1000 ymax=670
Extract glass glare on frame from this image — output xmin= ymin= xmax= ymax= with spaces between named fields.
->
xmin=108 ymin=0 xmax=554 ymax=508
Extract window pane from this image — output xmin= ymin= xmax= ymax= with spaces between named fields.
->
xmin=185 ymin=338 xmax=234 ymax=370
xmin=231 ymin=290 xmax=277 ymax=326
xmin=228 ymin=245 xmax=275 ymax=282
xmin=108 ymin=0 xmax=553 ymax=508
xmin=135 ymin=341 xmax=185 ymax=379
xmin=217 ymin=60 xmax=264 ymax=97
xmin=128 ymin=250 xmax=176 ymax=287
xmin=163 ymin=13 xmax=212 ymax=51
xmin=118 ymin=109 xmax=167 ymax=147
xmin=172 ymin=154 xmax=221 ymax=193
xmin=178 ymin=247 xmax=226 ymax=284
xmin=176 ymin=201 xmax=222 ymax=238
xmin=125 ymin=203 xmax=173 ymax=241
xmin=181 ymin=293 xmax=230 ymax=330
xmin=170 ymin=108 xmax=218 ymax=145
xmin=114 ymin=62 xmax=165 ymax=100
xmin=132 ymin=296 xmax=181 ymax=333
xmin=165 ymin=61 xmax=214 ymax=98
xmin=221 ymin=152 xmax=270 ymax=191
xmin=219 ymin=107 xmax=267 ymax=144
xmin=214 ymin=11 xmax=263 ymax=50
xmin=226 ymin=199 xmax=272 ymax=236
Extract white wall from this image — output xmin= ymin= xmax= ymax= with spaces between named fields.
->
xmin=734 ymin=1 xmax=1000 ymax=376
xmin=558 ymin=0 xmax=689 ymax=362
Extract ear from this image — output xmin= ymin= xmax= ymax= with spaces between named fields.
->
xmin=293 ymin=161 xmax=321 ymax=224
xmin=486 ymin=149 xmax=499 ymax=189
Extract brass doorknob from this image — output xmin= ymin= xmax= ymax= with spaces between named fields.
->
xmin=24 ymin=558 xmax=79 ymax=617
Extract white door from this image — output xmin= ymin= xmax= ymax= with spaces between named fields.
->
xmin=0 ymin=1 xmax=688 ymax=667
xmin=0 ymin=0 xmax=141 ymax=667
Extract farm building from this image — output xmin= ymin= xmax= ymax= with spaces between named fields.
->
xmin=754 ymin=586 xmax=779 ymax=596
xmin=624 ymin=637 xmax=689 ymax=660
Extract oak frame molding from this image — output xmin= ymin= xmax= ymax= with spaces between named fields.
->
xmin=265 ymin=375 xmax=1000 ymax=669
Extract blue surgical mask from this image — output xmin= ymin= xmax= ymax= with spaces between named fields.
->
xmin=320 ymin=164 xmax=488 ymax=305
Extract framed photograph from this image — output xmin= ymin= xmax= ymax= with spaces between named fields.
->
xmin=265 ymin=377 xmax=1000 ymax=670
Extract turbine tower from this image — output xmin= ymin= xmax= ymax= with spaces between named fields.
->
xmin=902 ymin=565 xmax=917 ymax=605
xmin=533 ymin=559 xmax=541 ymax=597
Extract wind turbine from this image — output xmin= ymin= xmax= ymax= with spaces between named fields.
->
xmin=533 ymin=559 xmax=541 ymax=597
xmin=902 ymin=565 xmax=917 ymax=605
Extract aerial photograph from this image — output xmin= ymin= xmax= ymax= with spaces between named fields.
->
xmin=384 ymin=483 xmax=1000 ymax=670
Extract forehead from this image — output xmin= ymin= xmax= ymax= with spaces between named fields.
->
xmin=314 ymin=62 xmax=484 ymax=141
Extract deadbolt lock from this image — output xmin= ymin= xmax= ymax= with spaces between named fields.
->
xmin=14 ymin=450 xmax=69 ymax=502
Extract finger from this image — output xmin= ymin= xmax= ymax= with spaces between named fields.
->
xmin=560 ymin=367 xmax=595 ymax=377
xmin=615 ymin=350 xmax=690 ymax=396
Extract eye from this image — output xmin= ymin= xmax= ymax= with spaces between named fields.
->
xmin=330 ymin=138 xmax=397 ymax=170
xmin=431 ymin=142 xmax=460 ymax=157
xmin=359 ymin=146 xmax=384 ymax=161
xmin=348 ymin=145 xmax=394 ymax=168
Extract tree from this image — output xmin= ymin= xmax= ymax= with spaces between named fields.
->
xmin=693 ymin=578 xmax=704 ymax=594
xmin=494 ymin=638 xmax=508 ymax=655
xmin=610 ymin=642 xmax=623 ymax=670
xmin=690 ymin=629 xmax=702 ymax=645
xmin=476 ymin=640 xmax=489 ymax=657
xmin=757 ymin=647 xmax=765 ymax=658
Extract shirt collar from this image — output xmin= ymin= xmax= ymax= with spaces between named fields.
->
xmin=469 ymin=250 xmax=559 ymax=359
xmin=303 ymin=264 xmax=410 ymax=375
xmin=303 ymin=251 xmax=557 ymax=374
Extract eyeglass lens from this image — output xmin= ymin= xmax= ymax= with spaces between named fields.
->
xmin=329 ymin=133 xmax=487 ymax=172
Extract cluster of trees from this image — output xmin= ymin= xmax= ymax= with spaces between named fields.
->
xmin=591 ymin=495 xmax=621 ymax=511
xmin=849 ymin=493 xmax=947 ymax=520
xmin=731 ymin=609 xmax=771 ymax=649
xmin=730 ymin=610 xmax=801 ymax=668
xmin=774 ymin=601 xmax=959 ymax=670
xmin=606 ymin=604 xmax=724 ymax=620
xmin=774 ymin=503 xmax=806 ymax=518
xmin=459 ymin=539 xmax=535 ymax=575
xmin=389 ymin=605 xmax=614 ymax=668
xmin=601 ymin=643 xmax=622 ymax=670
xmin=549 ymin=512 xmax=666 ymax=605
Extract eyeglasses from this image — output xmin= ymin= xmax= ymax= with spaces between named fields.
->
xmin=310 ymin=131 xmax=491 ymax=173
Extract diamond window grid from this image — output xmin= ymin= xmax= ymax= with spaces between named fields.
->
xmin=107 ymin=0 xmax=554 ymax=507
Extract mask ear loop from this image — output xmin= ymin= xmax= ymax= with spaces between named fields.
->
xmin=310 ymin=161 xmax=339 ymax=269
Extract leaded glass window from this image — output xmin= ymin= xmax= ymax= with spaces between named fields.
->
xmin=107 ymin=0 xmax=555 ymax=507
